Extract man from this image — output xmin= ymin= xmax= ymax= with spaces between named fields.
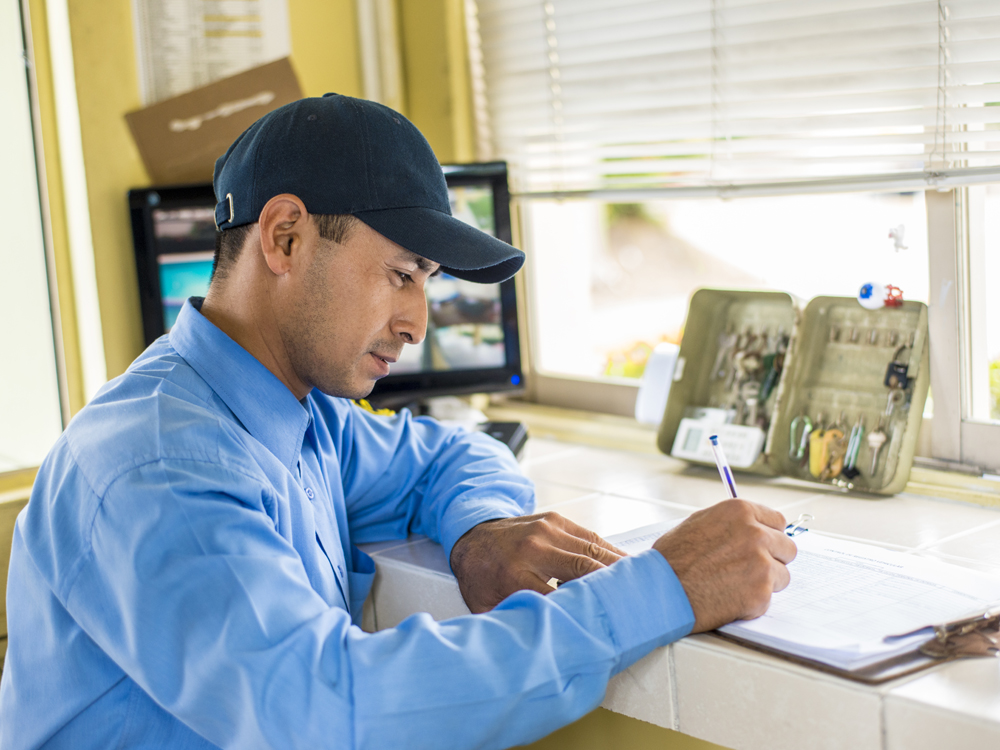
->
xmin=0 ymin=94 xmax=796 ymax=749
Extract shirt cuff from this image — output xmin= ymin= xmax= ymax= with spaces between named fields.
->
xmin=581 ymin=549 xmax=695 ymax=671
xmin=439 ymin=497 xmax=526 ymax=567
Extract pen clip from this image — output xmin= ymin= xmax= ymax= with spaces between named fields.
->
xmin=785 ymin=513 xmax=813 ymax=537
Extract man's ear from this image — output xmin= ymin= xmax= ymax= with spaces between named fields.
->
xmin=257 ymin=194 xmax=312 ymax=277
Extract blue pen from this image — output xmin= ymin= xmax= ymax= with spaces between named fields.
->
xmin=708 ymin=434 xmax=739 ymax=499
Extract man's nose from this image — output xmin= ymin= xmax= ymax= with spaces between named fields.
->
xmin=392 ymin=289 xmax=428 ymax=345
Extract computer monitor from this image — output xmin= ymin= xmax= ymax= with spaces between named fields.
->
xmin=128 ymin=162 xmax=523 ymax=407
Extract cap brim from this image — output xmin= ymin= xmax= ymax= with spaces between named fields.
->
xmin=354 ymin=206 xmax=525 ymax=283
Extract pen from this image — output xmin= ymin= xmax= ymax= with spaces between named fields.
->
xmin=708 ymin=434 xmax=739 ymax=499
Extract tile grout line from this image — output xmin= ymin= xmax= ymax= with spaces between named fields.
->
xmin=668 ymin=644 xmax=680 ymax=732
xmin=911 ymin=516 xmax=1000 ymax=552
xmin=522 ymin=478 xmax=610 ymax=495
xmin=913 ymin=548 xmax=1000 ymax=572
xmin=363 ymin=539 xmax=422 ymax=557
xmin=598 ymin=491 xmax=714 ymax=514
xmin=516 ymin=445 xmax=587 ymax=470
xmin=533 ymin=490 xmax=607 ymax=511
xmin=371 ymin=556 xmax=456 ymax=580
xmin=880 ymin=688 xmax=889 ymax=750
xmin=770 ymin=493 xmax=835 ymax=512
xmin=604 ymin=485 xmax=831 ymax=513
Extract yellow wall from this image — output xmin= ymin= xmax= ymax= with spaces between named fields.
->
xmin=25 ymin=0 xmax=84 ymax=415
xmin=36 ymin=0 xmax=473 ymax=386
xmin=53 ymin=0 xmax=366 ymax=382
xmin=4 ymin=0 xmax=472 ymax=497
xmin=64 ymin=0 xmax=151 ymax=380
xmin=397 ymin=0 xmax=475 ymax=164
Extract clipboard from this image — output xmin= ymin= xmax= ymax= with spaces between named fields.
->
xmin=712 ymin=609 xmax=1000 ymax=685
xmin=609 ymin=516 xmax=1000 ymax=684
xmin=721 ymin=515 xmax=1000 ymax=684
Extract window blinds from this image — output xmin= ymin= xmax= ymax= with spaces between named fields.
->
xmin=470 ymin=0 xmax=1000 ymax=196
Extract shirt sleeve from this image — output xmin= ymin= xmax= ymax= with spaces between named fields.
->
xmin=318 ymin=398 xmax=536 ymax=559
xmin=64 ymin=458 xmax=694 ymax=750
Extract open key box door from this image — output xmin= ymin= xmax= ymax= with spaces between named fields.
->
xmin=657 ymin=288 xmax=929 ymax=495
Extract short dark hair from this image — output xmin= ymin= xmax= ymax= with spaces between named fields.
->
xmin=211 ymin=213 xmax=359 ymax=283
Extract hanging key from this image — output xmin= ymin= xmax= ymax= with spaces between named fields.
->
xmin=884 ymin=344 xmax=911 ymax=390
xmin=725 ymin=327 xmax=755 ymax=388
xmin=788 ymin=415 xmax=813 ymax=461
xmin=868 ymin=427 xmax=887 ymax=475
xmin=759 ymin=333 xmax=788 ymax=403
xmin=743 ymin=382 xmax=761 ymax=427
xmin=712 ymin=325 xmax=738 ymax=380
xmin=820 ymin=427 xmax=848 ymax=481
xmin=840 ymin=416 xmax=865 ymax=481
xmin=809 ymin=426 xmax=829 ymax=478
xmin=885 ymin=389 xmax=906 ymax=416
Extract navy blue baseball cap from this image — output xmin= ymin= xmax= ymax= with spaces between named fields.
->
xmin=213 ymin=93 xmax=525 ymax=284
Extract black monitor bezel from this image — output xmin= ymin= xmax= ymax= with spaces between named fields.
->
xmin=129 ymin=182 xmax=218 ymax=347
xmin=127 ymin=162 xmax=523 ymax=404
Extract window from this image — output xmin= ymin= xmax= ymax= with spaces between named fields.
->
xmin=967 ymin=185 xmax=1000 ymax=422
xmin=0 ymin=0 xmax=64 ymax=473
xmin=930 ymin=185 xmax=1000 ymax=470
xmin=526 ymin=192 xmax=929 ymax=380
xmin=469 ymin=0 xmax=1000 ymax=469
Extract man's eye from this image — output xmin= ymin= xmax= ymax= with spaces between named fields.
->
xmin=395 ymin=270 xmax=413 ymax=284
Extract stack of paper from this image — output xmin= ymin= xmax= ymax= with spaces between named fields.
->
xmin=609 ymin=521 xmax=1000 ymax=672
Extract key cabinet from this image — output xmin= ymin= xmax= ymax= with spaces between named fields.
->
xmin=658 ymin=288 xmax=929 ymax=495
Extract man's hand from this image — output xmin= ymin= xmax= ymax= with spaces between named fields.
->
xmin=653 ymin=499 xmax=797 ymax=633
xmin=450 ymin=513 xmax=627 ymax=613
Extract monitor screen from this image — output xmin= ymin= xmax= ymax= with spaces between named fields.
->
xmin=149 ymin=206 xmax=216 ymax=330
xmin=129 ymin=163 xmax=522 ymax=404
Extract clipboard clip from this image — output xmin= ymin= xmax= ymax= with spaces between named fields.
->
xmin=785 ymin=513 xmax=813 ymax=537
xmin=918 ymin=609 xmax=1000 ymax=660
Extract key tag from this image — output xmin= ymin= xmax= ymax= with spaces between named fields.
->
xmin=858 ymin=282 xmax=886 ymax=310
xmin=809 ymin=416 xmax=832 ymax=478
xmin=819 ymin=418 xmax=847 ymax=481
xmin=884 ymin=285 xmax=904 ymax=308
xmin=884 ymin=344 xmax=911 ymax=390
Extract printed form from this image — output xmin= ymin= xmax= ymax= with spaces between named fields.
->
xmin=132 ymin=0 xmax=291 ymax=104
xmin=609 ymin=521 xmax=1000 ymax=671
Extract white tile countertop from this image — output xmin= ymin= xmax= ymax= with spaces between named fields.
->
xmin=360 ymin=437 xmax=1000 ymax=750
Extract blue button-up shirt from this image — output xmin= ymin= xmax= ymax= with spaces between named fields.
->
xmin=1 ymin=299 xmax=694 ymax=749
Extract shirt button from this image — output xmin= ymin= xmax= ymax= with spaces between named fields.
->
xmin=304 ymin=487 xmax=315 ymax=499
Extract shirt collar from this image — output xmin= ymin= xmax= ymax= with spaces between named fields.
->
xmin=169 ymin=298 xmax=311 ymax=471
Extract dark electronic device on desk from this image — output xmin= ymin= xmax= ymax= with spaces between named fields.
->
xmin=127 ymin=162 xmax=528 ymax=457
xmin=476 ymin=421 xmax=528 ymax=460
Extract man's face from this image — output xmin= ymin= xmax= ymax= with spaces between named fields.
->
xmin=278 ymin=219 xmax=439 ymax=399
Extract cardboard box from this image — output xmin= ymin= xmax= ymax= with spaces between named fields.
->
xmin=126 ymin=58 xmax=303 ymax=185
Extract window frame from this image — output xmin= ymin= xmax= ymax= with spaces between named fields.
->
xmin=0 ymin=0 xmax=67 ymax=476
xmin=512 ymin=197 xmax=644 ymax=415
xmin=515 ymin=187 xmax=1000 ymax=472
xmin=926 ymin=187 xmax=1000 ymax=472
